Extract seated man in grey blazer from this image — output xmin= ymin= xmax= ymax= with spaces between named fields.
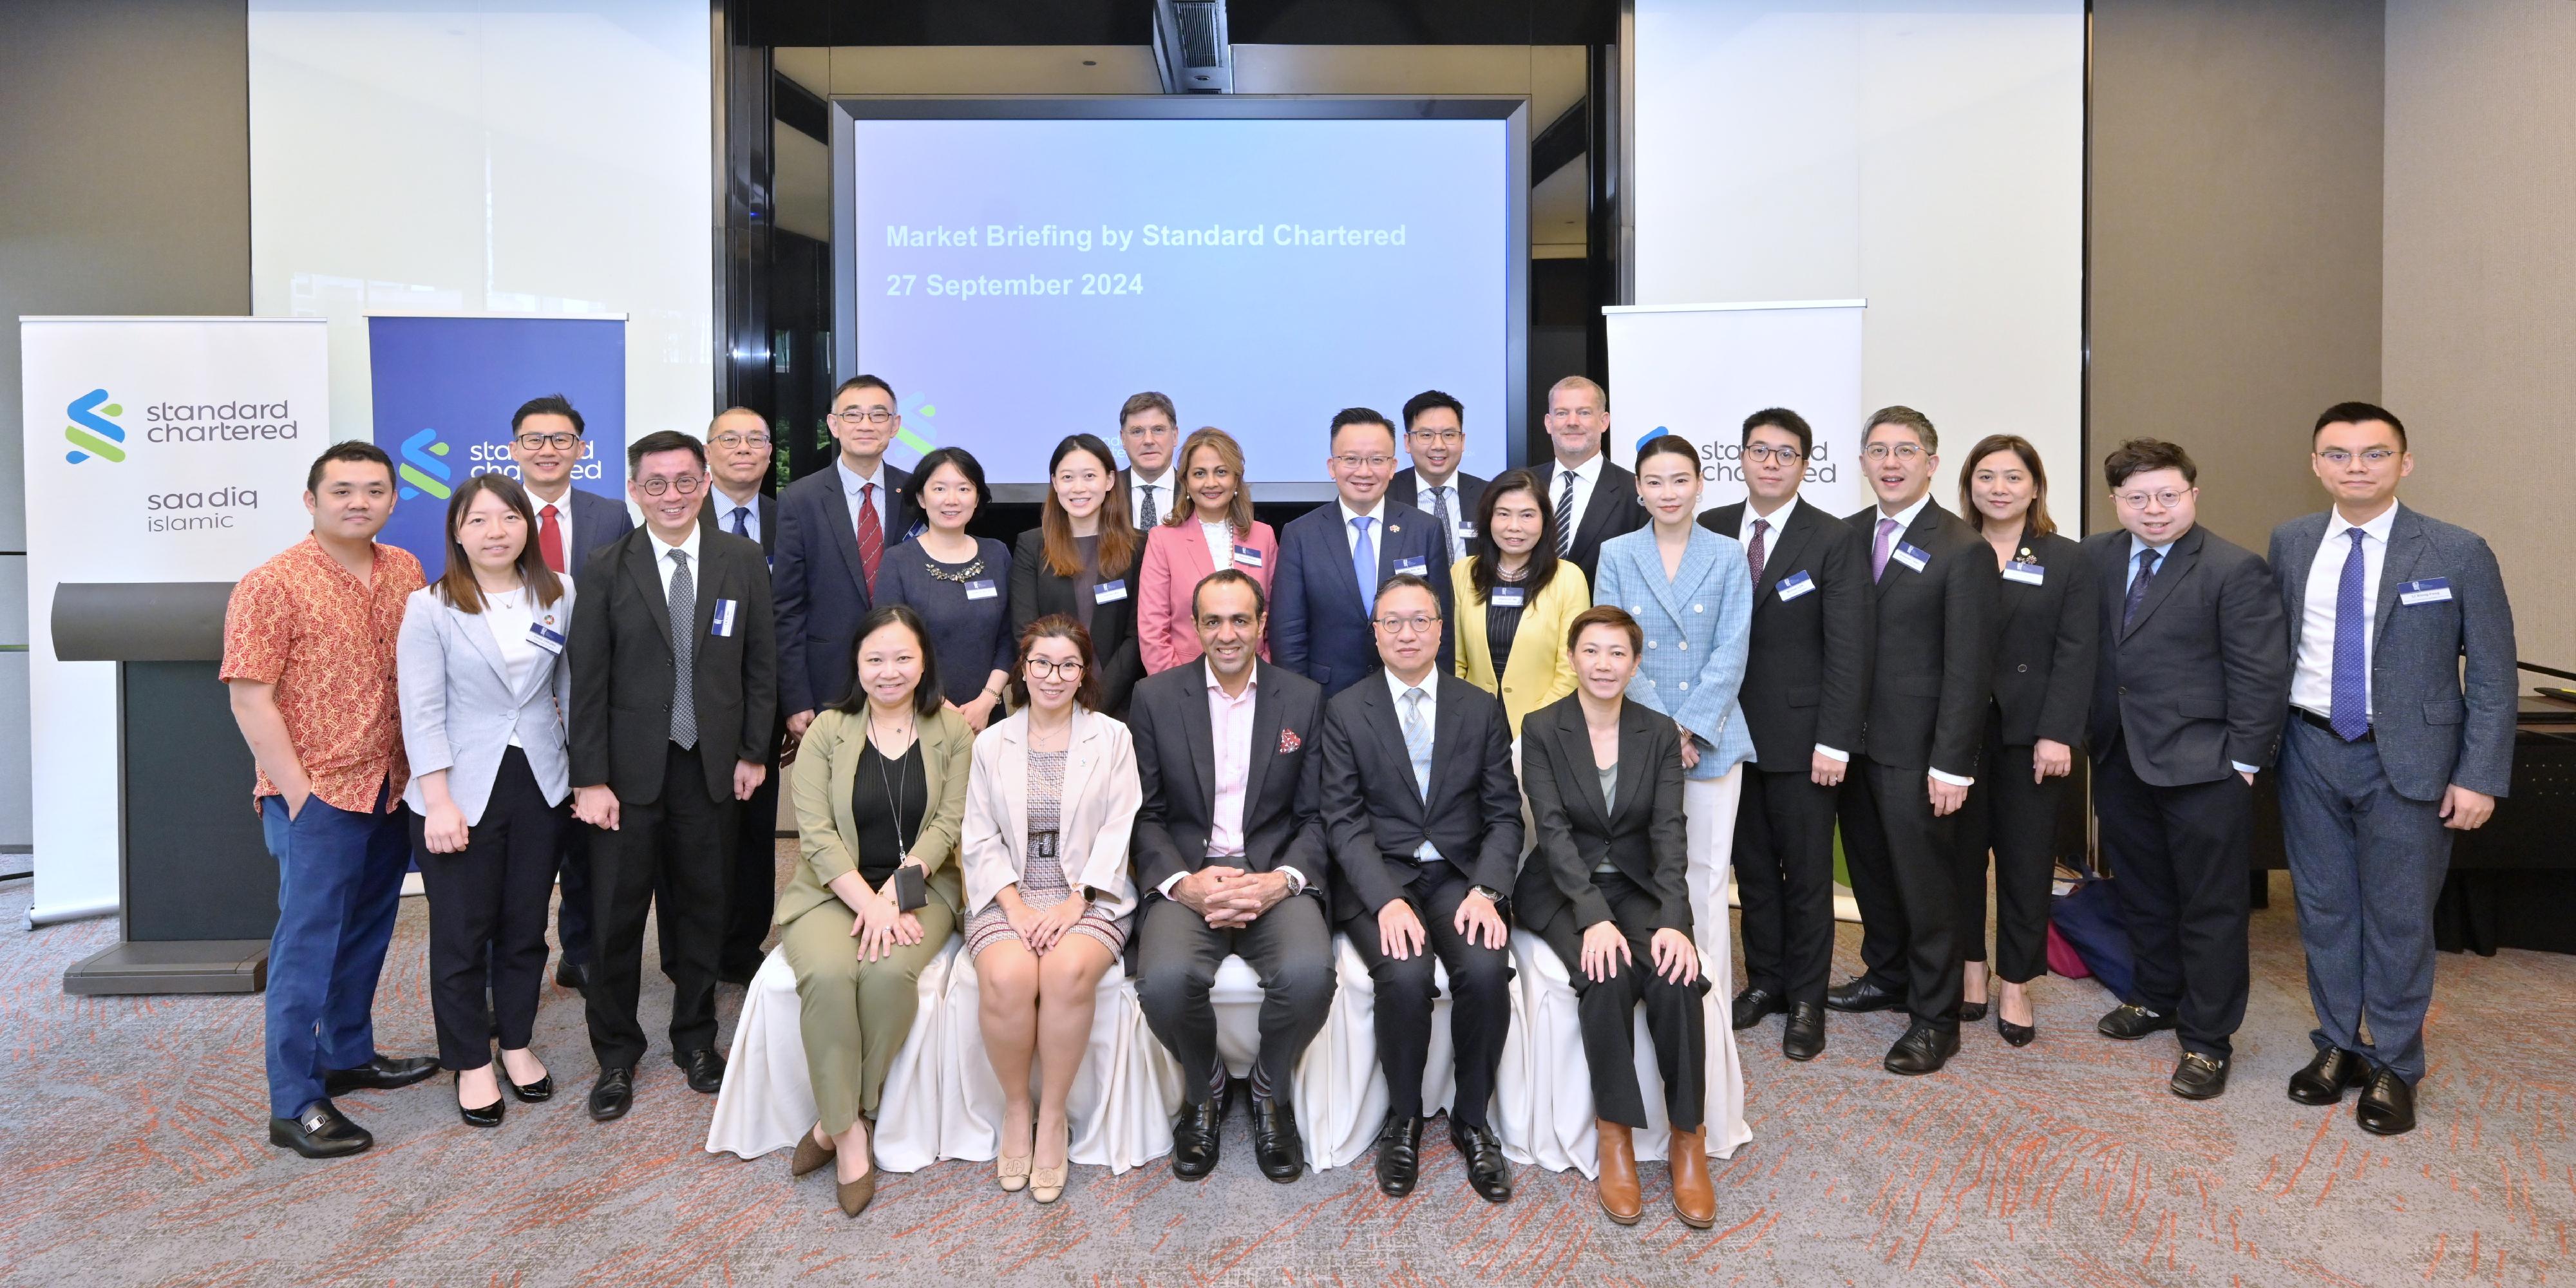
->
xmin=2268 ymin=403 xmax=2515 ymax=1137
xmin=1129 ymin=568 xmax=1334 ymax=1184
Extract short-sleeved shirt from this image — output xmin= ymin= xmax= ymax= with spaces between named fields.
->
xmin=220 ymin=534 xmax=426 ymax=811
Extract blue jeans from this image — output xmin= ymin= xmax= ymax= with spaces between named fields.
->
xmin=260 ymin=782 xmax=411 ymax=1118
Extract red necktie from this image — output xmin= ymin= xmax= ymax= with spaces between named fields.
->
xmin=855 ymin=482 xmax=883 ymax=593
xmin=539 ymin=503 xmax=565 ymax=574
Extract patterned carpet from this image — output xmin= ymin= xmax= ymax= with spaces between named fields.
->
xmin=1 ymin=855 xmax=2568 ymax=1287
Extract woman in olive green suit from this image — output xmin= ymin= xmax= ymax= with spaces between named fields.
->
xmin=777 ymin=603 xmax=973 ymax=1217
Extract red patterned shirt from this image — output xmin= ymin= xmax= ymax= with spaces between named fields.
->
xmin=220 ymin=534 xmax=425 ymax=811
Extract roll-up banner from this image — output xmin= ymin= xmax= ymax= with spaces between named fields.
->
xmin=17 ymin=317 xmax=332 ymax=924
xmin=1602 ymin=301 xmax=1868 ymax=517
xmin=365 ymin=315 xmax=628 ymax=574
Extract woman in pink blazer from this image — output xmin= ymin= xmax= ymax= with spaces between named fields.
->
xmin=1136 ymin=427 xmax=1277 ymax=674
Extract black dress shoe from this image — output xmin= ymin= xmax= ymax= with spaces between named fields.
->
xmin=1826 ymin=976 xmax=1904 ymax=1014
xmin=269 ymin=1099 xmax=374 ymax=1158
xmin=2096 ymin=1003 xmax=2177 ymax=1041
xmin=323 ymin=1054 xmax=440 ymax=1095
xmin=1997 ymin=1012 xmax=2036 ymax=1048
xmin=1170 ymin=1097 xmax=1224 ymax=1179
xmin=457 ymin=1074 xmax=506 ymax=1128
xmin=1882 ymin=1021 xmax=1960 ymax=1076
xmin=1450 ymin=1120 xmax=1512 ymax=1203
xmin=1373 ymin=1113 xmax=1423 ymax=1197
xmin=1251 ymin=1097 xmax=1305 ymax=1183
xmin=1730 ymin=987 xmax=1786 ymax=1031
xmin=506 ymin=1069 xmax=554 ymax=1103
xmin=2169 ymin=1052 xmax=2230 ymax=1099
xmin=2355 ymin=1067 xmax=2416 ymax=1135
xmin=1957 ymin=999 xmax=1989 ymax=1023
xmin=554 ymin=960 xmax=591 ymax=991
xmin=2287 ymin=1047 xmax=2366 ymax=1106
xmin=589 ymin=1065 xmax=635 ymax=1121
xmin=676 ymin=1047 xmax=726 ymax=1094
xmin=1782 ymin=1003 xmax=1826 ymax=1062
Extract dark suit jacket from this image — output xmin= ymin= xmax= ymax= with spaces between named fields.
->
xmin=568 ymin=523 xmax=778 ymax=805
xmin=772 ymin=462 xmax=914 ymax=716
xmin=1317 ymin=672 xmax=1522 ymax=923
xmin=1128 ymin=660 xmax=1329 ymax=900
xmin=1535 ymin=455 xmax=1647 ymax=585
xmin=1270 ymin=499 xmax=1457 ymax=697
xmin=564 ymin=487 xmax=633 ymax=578
xmin=1987 ymin=524 xmax=2098 ymax=748
xmin=1010 ymin=527 xmax=1143 ymax=716
xmin=1513 ymin=695 xmax=1690 ymax=937
xmin=2083 ymin=524 xmax=2289 ymax=786
xmin=1388 ymin=468 xmax=1488 ymax=551
xmin=2269 ymin=505 xmax=2514 ymax=800
xmin=700 ymin=489 xmax=778 ymax=556
xmin=1842 ymin=500 xmax=1998 ymax=776
xmin=1119 ymin=465 xmax=1179 ymax=530
xmin=1700 ymin=498 xmax=1871 ymax=772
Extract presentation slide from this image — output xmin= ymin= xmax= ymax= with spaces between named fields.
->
xmin=848 ymin=113 xmax=1511 ymax=486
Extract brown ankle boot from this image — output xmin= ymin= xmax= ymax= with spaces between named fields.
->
xmin=1669 ymin=1125 xmax=1715 ymax=1229
xmin=1595 ymin=1119 xmax=1642 ymax=1224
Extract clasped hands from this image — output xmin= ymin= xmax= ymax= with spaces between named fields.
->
xmin=1375 ymin=889 xmax=1506 ymax=960
xmin=1171 ymin=866 xmax=1292 ymax=930
xmin=998 ymin=884 xmax=1090 ymax=956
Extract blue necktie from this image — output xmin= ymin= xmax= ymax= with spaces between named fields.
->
xmin=2123 ymin=547 xmax=2159 ymax=630
xmin=1350 ymin=516 xmax=1376 ymax=605
xmin=2331 ymin=527 xmax=2369 ymax=741
xmin=728 ymin=505 xmax=751 ymax=539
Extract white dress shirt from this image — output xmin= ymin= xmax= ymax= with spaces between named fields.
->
xmin=1385 ymin=667 xmax=1444 ymax=865
xmin=2128 ymin=529 xmax=2260 ymax=775
xmin=648 ymin=521 xmax=699 ymax=601
xmin=2291 ymin=502 xmax=2400 ymax=720
xmin=712 ymin=486 xmax=762 ymax=544
xmin=1129 ymin=466 xmax=1177 ymax=529
xmin=1742 ymin=495 xmax=1849 ymax=764
xmin=482 ymin=585 xmax=542 ymax=747
xmin=1156 ymin=663 xmax=1307 ymax=897
xmin=1551 ymin=450 xmax=1606 ymax=545
xmin=836 ymin=458 xmax=891 ymax=536
xmin=1873 ymin=493 xmax=1968 ymax=784
xmin=1412 ymin=471 xmax=1470 ymax=566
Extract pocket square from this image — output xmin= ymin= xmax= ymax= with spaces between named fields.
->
xmin=1278 ymin=728 xmax=1302 ymax=753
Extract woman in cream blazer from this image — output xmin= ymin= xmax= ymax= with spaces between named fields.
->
xmin=959 ymin=615 xmax=1142 ymax=1203
xmin=1452 ymin=468 xmax=1590 ymax=737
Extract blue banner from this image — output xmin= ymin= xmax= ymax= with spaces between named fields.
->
xmin=366 ymin=315 xmax=626 ymax=573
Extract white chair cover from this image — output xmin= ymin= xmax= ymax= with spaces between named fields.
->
xmin=704 ymin=938 xmax=959 ymax=1171
xmin=930 ymin=947 xmax=1179 ymax=1175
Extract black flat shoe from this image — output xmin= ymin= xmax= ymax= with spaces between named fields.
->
xmin=2170 ymin=1052 xmax=2230 ymax=1099
xmin=1169 ymin=1097 xmax=1224 ymax=1179
xmin=1998 ymin=1012 xmax=2036 ymax=1047
xmin=1883 ymin=1022 xmax=1960 ymax=1076
xmin=1251 ymin=1096 xmax=1305 ymax=1183
xmin=269 ymin=1099 xmax=373 ymax=1159
xmin=506 ymin=1070 xmax=554 ymax=1103
xmin=1826 ymin=976 xmax=1904 ymax=1014
xmin=1450 ymin=1120 xmax=1512 ymax=1203
xmin=1782 ymin=1003 xmax=1826 ymax=1062
xmin=457 ymin=1074 xmax=506 ymax=1128
xmin=589 ymin=1065 xmax=634 ymax=1121
xmin=2096 ymin=1003 xmax=2177 ymax=1041
xmin=2355 ymin=1067 xmax=2416 ymax=1135
xmin=323 ymin=1054 xmax=439 ymax=1095
xmin=2287 ymin=1047 xmax=2366 ymax=1106
xmin=1957 ymin=1000 xmax=1989 ymax=1023
xmin=1373 ymin=1113 xmax=1423 ymax=1197
xmin=676 ymin=1046 xmax=726 ymax=1095
xmin=1730 ymin=987 xmax=1786 ymax=1031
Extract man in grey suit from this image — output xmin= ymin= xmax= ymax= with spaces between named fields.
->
xmin=2083 ymin=438 xmax=2289 ymax=1101
xmin=1387 ymin=390 xmax=1487 ymax=570
xmin=2268 ymin=403 xmax=2514 ymax=1136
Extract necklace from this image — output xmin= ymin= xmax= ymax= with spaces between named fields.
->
xmin=872 ymin=728 xmax=916 ymax=858
xmin=922 ymin=554 xmax=987 ymax=583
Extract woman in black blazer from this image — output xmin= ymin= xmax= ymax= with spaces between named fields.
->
xmin=1010 ymin=435 xmax=1143 ymax=717
xmin=1953 ymin=435 xmax=2098 ymax=1045
xmin=1514 ymin=606 xmax=1714 ymax=1232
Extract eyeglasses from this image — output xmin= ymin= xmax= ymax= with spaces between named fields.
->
xmin=1861 ymin=443 xmax=1925 ymax=462
xmin=1743 ymin=444 xmax=1806 ymax=464
xmin=1334 ymin=453 xmax=1396 ymax=471
xmin=1023 ymin=658 xmax=1086 ymax=679
xmin=1407 ymin=429 xmax=1464 ymax=446
xmin=829 ymin=408 xmax=894 ymax=426
xmin=2114 ymin=488 xmax=2191 ymax=510
xmin=711 ymin=432 xmax=772 ymax=450
xmin=637 ymin=474 xmax=705 ymax=497
xmin=2315 ymin=448 xmax=2398 ymax=467
xmin=514 ymin=432 xmax=579 ymax=450
xmin=1372 ymin=614 xmax=1441 ymax=636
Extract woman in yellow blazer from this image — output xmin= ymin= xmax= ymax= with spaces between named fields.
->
xmin=777 ymin=603 xmax=972 ymax=1217
xmin=1454 ymin=468 xmax=1591 ymax=736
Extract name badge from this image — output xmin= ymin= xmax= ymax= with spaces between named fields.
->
xmin=2002 ymin=560 xmax=2047 ymax=586
xmin=1890 ymin=542 xmax=1930 ymax=574
xmin=1392 ymin=556 xmax=1428 ymax=575
xmin=1455 ymin=522 xmax=1477 ymax=541
xmin=1233 ymin=544 xmax=1264 ymax=569
xmin=527 ymin=620 xmax=567 ymax=654
xmin=1776 ymin=571 xmax=1816 ymax=601
xmin=1490 ymin=586 xmax=1526 ymax=608
xmin=2399 ymin=577 xmax=2453 ymax=605
xmin=709 ymin=599 xmax=739 ymax=638
xmin=964 ymin=579 xmax=999 ymax=601
xmin=1093 ymin=579 xmax=1129 ymax=605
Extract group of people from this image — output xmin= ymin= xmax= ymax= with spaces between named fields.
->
xmin=222 ymin=372 xmax=2516 ymax=1232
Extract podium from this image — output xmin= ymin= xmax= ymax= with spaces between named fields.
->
xmin=55 ymin=582 xmax=277 ymax=994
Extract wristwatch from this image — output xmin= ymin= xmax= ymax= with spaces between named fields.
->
xmin=1470 ymin=885 xmax=1506 ymax=904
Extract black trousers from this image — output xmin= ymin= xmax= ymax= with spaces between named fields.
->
xmin=658 ymin=741 xmax=779 ymax=979
xmin=1953 ymin=713 xmax=2067 ymax=983
xmin=2093 ymin=736 xmax=2251 ymax=1059
xmin=1733 ymin=765 xmax=1841 ymax=1007
xmin=1340 ymin=864 xmax=1515 ymax=1128
xmin=1135 ymin=891 xmax=1335 ymax=1104
xmin=554 ymin=822 xmax=594 ymax=969
xmin=412 ymin=747 xmax=564 ymax=1070
xmin=1839 ymin=759 xmax=1963 ymax=1029
xmin=585 ymin=743 xmax=735 ymax=1070
xmin=1537 ymin=868 xmax=1708 ymax=1132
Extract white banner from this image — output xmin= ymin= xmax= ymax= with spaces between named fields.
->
xmin=18 ymin=317 xmax=331 ymax=923
xmin=1603 ymin=301 xmax=1868 ymax=517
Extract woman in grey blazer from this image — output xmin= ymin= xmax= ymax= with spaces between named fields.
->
xmin=397 ymin=474 xmax=574 ymax=1127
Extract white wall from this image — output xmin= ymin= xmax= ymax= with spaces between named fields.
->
xmin=1634 ymin=1 xmax=2083 ymax=509
xmin=247 ymin=1 xmax=714 ymax=449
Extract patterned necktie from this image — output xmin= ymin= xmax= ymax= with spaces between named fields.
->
xmin=538 ymin=504 xmax=565 ymax=574
xmin=1555 ymin=471 xmax=1577 ymax=556
xmin=1427 ymin=484 xmax=1455 ymax=564
xmin=1748 ymin=517 xmax=1770 ymax=585
xmin=667 ymin=550 xmax=697 ymax=749
xmin=1350 ymin=516 xmax=1376 ymax=603
xmin=2331 ymin=527 xmax=2369 ymax=740
xmin=1401 ymin=687 xmax=1433 ymax=800
xmin=854 ymin=482 xmax=883 ymax=594
xmin=728 ymin=505 xmax=751 ymax=539
xmin=1139 ymin=482 xmax=1159 ymax=530
xmin=2123 ymin=548 xmax=2160 ymax=630
xmin=1871 ymin=516 xmax=1898 ymax=582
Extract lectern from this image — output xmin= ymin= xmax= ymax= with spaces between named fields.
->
xmin=55 ymin=582 xmax=277 ymax=994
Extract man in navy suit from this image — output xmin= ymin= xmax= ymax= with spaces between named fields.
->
xmin=773 ymin=375 xmax=916 ymax=743
xmin=697 ymin=407 xmax=782 ymax=982
xmin=1272 ymin=407 xmax=1455 ymax=697
xmin=2268 ymin=403 xmax=2514 ymax=1136
xmin=506 ymin=393 xmax=633 ymax=991
xmin=1386 ymin=389 xmax=1487 ymax=571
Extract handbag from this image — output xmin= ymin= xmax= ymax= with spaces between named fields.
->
xmin=2047 ymin=875 xmax=2134 ymax=999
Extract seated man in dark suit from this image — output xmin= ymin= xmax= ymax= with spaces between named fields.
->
xmin=1271 ymin=407 xmax=1455 ymax=697
xmin=1130 ymin=568 xmax=1335 ymax=1183
xmin=1317 ymin=573 xmax=1520 ymax=1203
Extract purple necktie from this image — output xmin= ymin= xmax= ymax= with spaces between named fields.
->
xmin=1747 ymin=518 xmax=1770 ymax=585
xmin=1871 ymin=516 xmax=1897 ymax=582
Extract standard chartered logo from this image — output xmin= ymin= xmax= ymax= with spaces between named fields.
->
xmin=64 ymin=389 xmax=127 ymax=464
xmin=399 ymin=428 xmax=455 ymax=500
